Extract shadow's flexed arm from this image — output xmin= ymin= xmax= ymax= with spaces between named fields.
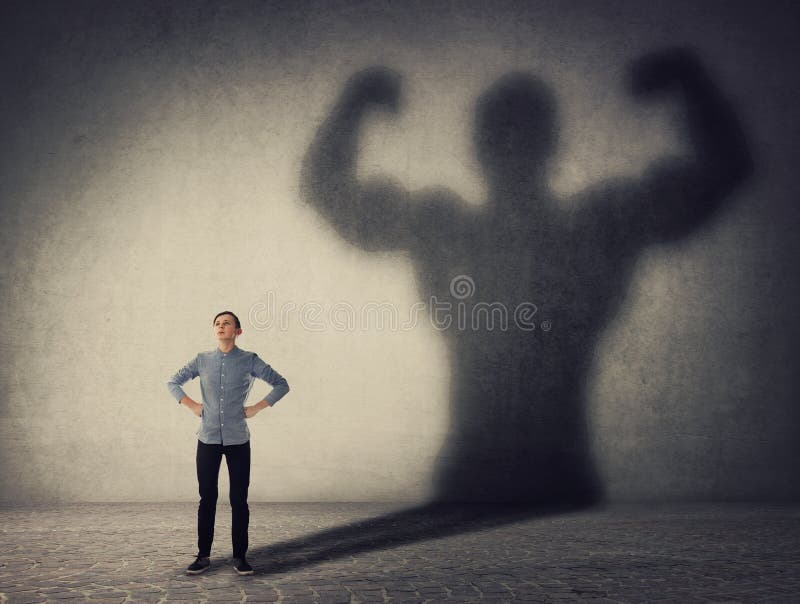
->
xmin=300 ymin=67 xmax=420 ymax=252
xmin=611 ymin=47 xmax=753 ymax=244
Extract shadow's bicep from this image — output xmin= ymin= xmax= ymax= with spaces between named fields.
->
xmin=634 ymin=157 xmax=727 ymax=243
xmin=347 ymin=177 xmax=419 ymax=252
xmin=576 ymin=158 xmax=723 ymax=248
xmin=308 ymin=174 xmax=459 ymax=253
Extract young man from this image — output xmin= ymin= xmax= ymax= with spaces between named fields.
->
xmin=167 ymin=310 xmax=290 ymax=575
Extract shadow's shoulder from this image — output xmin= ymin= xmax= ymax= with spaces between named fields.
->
xmin=415 ymin=187 xmax=477 ymax=242
xmin=413 ymin=185 xmax=471 ymax=216
xmin=568 ymin=173 xmax=641 ymax=209
xmin=563 ymin=174 xmax=641 ymax=230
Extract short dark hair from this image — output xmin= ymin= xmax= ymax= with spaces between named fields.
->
xmin=212 ymin=310 xmax=241 ymax=329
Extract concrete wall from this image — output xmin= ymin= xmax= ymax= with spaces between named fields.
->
xmin=1 ymin=0 xmax=797 ymax=502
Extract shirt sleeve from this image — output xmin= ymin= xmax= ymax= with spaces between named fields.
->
xmin=251 ymin=353 xmax=290 ymax=406
xmin=167 ymin=355 xmax=200 ymax=404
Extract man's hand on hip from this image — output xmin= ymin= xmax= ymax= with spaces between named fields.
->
xmin=180 ymin=396 xmax=203 ymax=417
xmin=244 ymin=401 xmax=269 ymax=419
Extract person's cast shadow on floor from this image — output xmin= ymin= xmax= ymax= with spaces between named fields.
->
xmin=246 ymin=47 xmax=752 ymax=574
xmin=251 ymin=501 xmax=583 ymax=575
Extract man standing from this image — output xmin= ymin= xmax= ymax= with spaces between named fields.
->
xmin=167 ymin=310 xmax=290 ymax=575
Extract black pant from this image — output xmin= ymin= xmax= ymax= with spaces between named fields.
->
xmin=196 ymin=439 xmax=251 ymax=558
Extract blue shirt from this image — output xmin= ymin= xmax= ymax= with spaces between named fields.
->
xmin=167 ymin=345 xmax=290 ymax=445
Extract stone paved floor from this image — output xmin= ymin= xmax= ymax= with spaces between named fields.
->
xmin=0 ymin=502 xmax=798 ymax=603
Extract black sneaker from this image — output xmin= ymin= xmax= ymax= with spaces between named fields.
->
xmin=186 ymin=556 xmax=210 ymax=575
xmin=232 ymin=557 xmax=254 ymax=575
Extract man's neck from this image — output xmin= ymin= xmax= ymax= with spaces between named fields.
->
xmin=217 ymin=341 xmax=236 ymax=353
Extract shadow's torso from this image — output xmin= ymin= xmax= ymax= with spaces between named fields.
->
xmin=411 ymin=193 xmax=638 ymax=502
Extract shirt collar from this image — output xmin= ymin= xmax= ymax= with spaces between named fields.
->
xmin=215 ymin=345 xmax=239 ymax=356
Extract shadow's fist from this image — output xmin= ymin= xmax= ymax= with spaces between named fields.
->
xmin=629 ymin=47 xmax=703 ymax=97
xmin=344 ymin=66 xmax=402 ymax=111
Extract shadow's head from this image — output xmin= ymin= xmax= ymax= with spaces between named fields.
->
xmin=474 ymin=72 xmax=558 ymax=191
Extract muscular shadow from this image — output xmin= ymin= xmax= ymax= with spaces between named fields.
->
xmin=254 ymin=47 xmax=752 ymax=571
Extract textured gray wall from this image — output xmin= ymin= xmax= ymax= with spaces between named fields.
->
xmin=1 ymin=0 xmax=797 ymax=502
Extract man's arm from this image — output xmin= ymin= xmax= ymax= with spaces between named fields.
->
xmin=613 ymin=47 xmax=753 ymax=245
xmin=167 ymin=355 xmax=203 ymax=416
xmin=300 ymin=67 xmax=422 ymax=252
xmin=248 ymin=354 xmax=290 ymax=415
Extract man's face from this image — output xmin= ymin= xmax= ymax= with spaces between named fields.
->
xmin=214 ymin=314 xmax=241 ymax=341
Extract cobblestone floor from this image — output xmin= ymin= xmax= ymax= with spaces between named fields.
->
xmin=0 ymin=502 xmax=798 ymax=603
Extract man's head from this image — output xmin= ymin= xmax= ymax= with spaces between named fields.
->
xmin=474 ymin=72 xmax=558 ymax=189
xmin=213 ymin=311 xmax=242 ymax=342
